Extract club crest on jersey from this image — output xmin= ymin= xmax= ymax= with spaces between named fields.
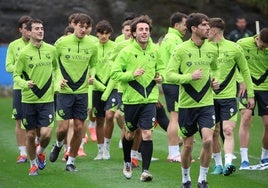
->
xmin=206 ymin=52 xmax=214 ymax=58
xmin=46 ymin=54 xmax=51 ymax=59
xmin=84 ymin=49 xmax=89 ymax=54
xmin=223 ymin=52 xmax=229 ymax=57
xmin=186 ymin=61 xmax=192 ymax=67
xmin=28 ymin=64 xmax=34 ymax=69
xmin=150 ymin=53 xmax=155 ymax=59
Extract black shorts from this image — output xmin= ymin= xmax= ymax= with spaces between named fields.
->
xmin=214 ymin=98 xmax=238 ymax=123
xmin=179 ymin=105 xmax=215 ymax=137
xmin=12 ymin=89 xmax=22 ymax=120
xmin=124 ymin=103 xmax=156 ymax=132
xmin=255 ymin=91 xmax=268 ymax=116
xmin=56 ymin=93 xmax=88 ymax=121
xmin=93 ymin=90 xmax=118 ymax=118
xmin=22 ymin=102 xmax=54 ymax=130
xmin=162 ymin=84 xmax=179 ymax=112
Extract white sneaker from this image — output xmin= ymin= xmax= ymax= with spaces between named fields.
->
xmin=140 ymin=170 xmax=153 ymax=182
xmin=123 ymin=162 xmax=132 ymax=179
xmin=167 ymin=154 xmax=181 ymax=162
xmin=118 ymin=139 xmax=122 ymax=149
xmin=94 ymin=152 xmax=103 ymax=160
xmin=102 ymin=146 xmax=110 ymax=160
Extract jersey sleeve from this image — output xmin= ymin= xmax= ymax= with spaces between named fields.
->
xmin=166 ymin=48 xmax=192 ymax=84
xmin=111 ymin=50 xmax=135 ymax=82
xmin=5 ymin=44 xmax=15 ymax=73
xmin=13 ymin=52 xmax=28 ymax=89
xmin=235 ymin=45 xmax=254 ymax=98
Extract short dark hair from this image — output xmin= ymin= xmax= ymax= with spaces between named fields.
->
xmin=18 ymin=15 xmax=32 ymax=28
xmin=68 ymin=13 xmax=79 ymax=24
xmin=186 ymin=13 xmax=208 ymax=33
xmin=121 ymin=20 xmax=132 ymax=29
xmin=73 ymin=13 xmax=93 ymax=27
xmin=26 ymin=19 xmax=43 ymax=31
xmin=131 ymin=15 xmax=152 ymax=34
xmin=96 ymin=20 xmax=113 ymax=34
xmin=209 ymin=17 xmax=225 ymax=30
xmin=170 ymin=12 xmax=187 ymax=27
xmin=259 ymin=28 xmax=268 ymax=43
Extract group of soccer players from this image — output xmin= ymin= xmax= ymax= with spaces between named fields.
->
xmin=5 ymin=10 xmax=268 ymax=188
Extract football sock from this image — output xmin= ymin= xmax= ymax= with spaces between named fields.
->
xmin=182 ymin=167 xmax=191 ymax=183
xmin=240 ymin=148 xmax=249 ymax=162
xmin=141 ymin=140 xmax=153 ymax=171
xmin=122 ymin=136 xmax=133 ymax=162
xmin=212 ymin=152 xmax=223 ymax=166
xmin=198 ymin=166 xmax=208 ymax=183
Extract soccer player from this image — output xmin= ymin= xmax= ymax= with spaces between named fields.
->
xmin=207 ymin=18 xmax=255 ymax=176
xmin=111 ymin=15 xmax=164 ymax=182
xmin=114 ymin=12 xmax=135 ymax=43
xmin=13 ymin=19 xmax=57 ymax=176
xmin=92 ymin=20 xmax=117 ymax=160
xmin=49 ymin=13 xmax=98 ymax=172
xmin=166 ymin=13 xmax=219 ymax=188
xmin=160 ymin=11 xmax=187 ymax=162
xmin=5 ymin=15 xmax=32 ymax=164
xmin=115 ymin=20 xmax=132 ymax=44
xmin=237 ymin=28 xmax=268 ymax=169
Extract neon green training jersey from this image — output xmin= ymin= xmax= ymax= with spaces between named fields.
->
xmin=211 ymin=38 xmax=254 ymax=99
xmin=55 ymin=34 xmax=98 ymax=94
xmin=237 ymin=36 xmax=268 ymax=91
xmin=5 ymin=38 xmax=30 ymax=89
xmin=13 ymin=42 xmax=57 ymax=103
xmin=160 ymin=27 xmax=184 ymax=84
xmin=111 ymin=40 xmax=165 ymax=105
xmin=166 ymin=39 xmax=218 ymax=108
xmin=94 ymin=40 xmax=116 ymax=91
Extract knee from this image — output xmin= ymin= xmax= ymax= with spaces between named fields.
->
xmin=203 ymin=138 xmax=213 ymax=150
xmin=182 ymin=144 xmax=193 ymax=153
xmin=26 ymin=131 xmax=36 ymax=141
xmin=142 ymin=130 xmax=152 ymax=140
xmin=223 ymin=127 xmax=234 ymax=137
xmin=124 ymin=132 xmax=135 ymax=140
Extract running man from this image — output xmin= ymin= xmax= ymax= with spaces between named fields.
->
xmin=207 ymin=17 xmax=254 ymax=176
xmin=5 ymin=15 xmax=32 ymax=163
xmin=111 ymin=15 xmax=164 ymax=182
xmin=92 ymin=20 xmax=117 ymax=160
xmin=166 ymin=13 xmax=219 ymax=188
xmin=49 ymin=13 xmax=97 ymax=172
xmin=160 ymin=11 xmax=188 ymax=162
xmin=13 ymin=19 xmax=57 ymax=176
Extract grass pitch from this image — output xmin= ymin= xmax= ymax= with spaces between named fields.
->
xmin=0 ymin=97 xmax=267 ymax=188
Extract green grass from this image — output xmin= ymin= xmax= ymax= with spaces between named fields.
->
xmin=0 ymin=97 xmax=267 ymax=188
